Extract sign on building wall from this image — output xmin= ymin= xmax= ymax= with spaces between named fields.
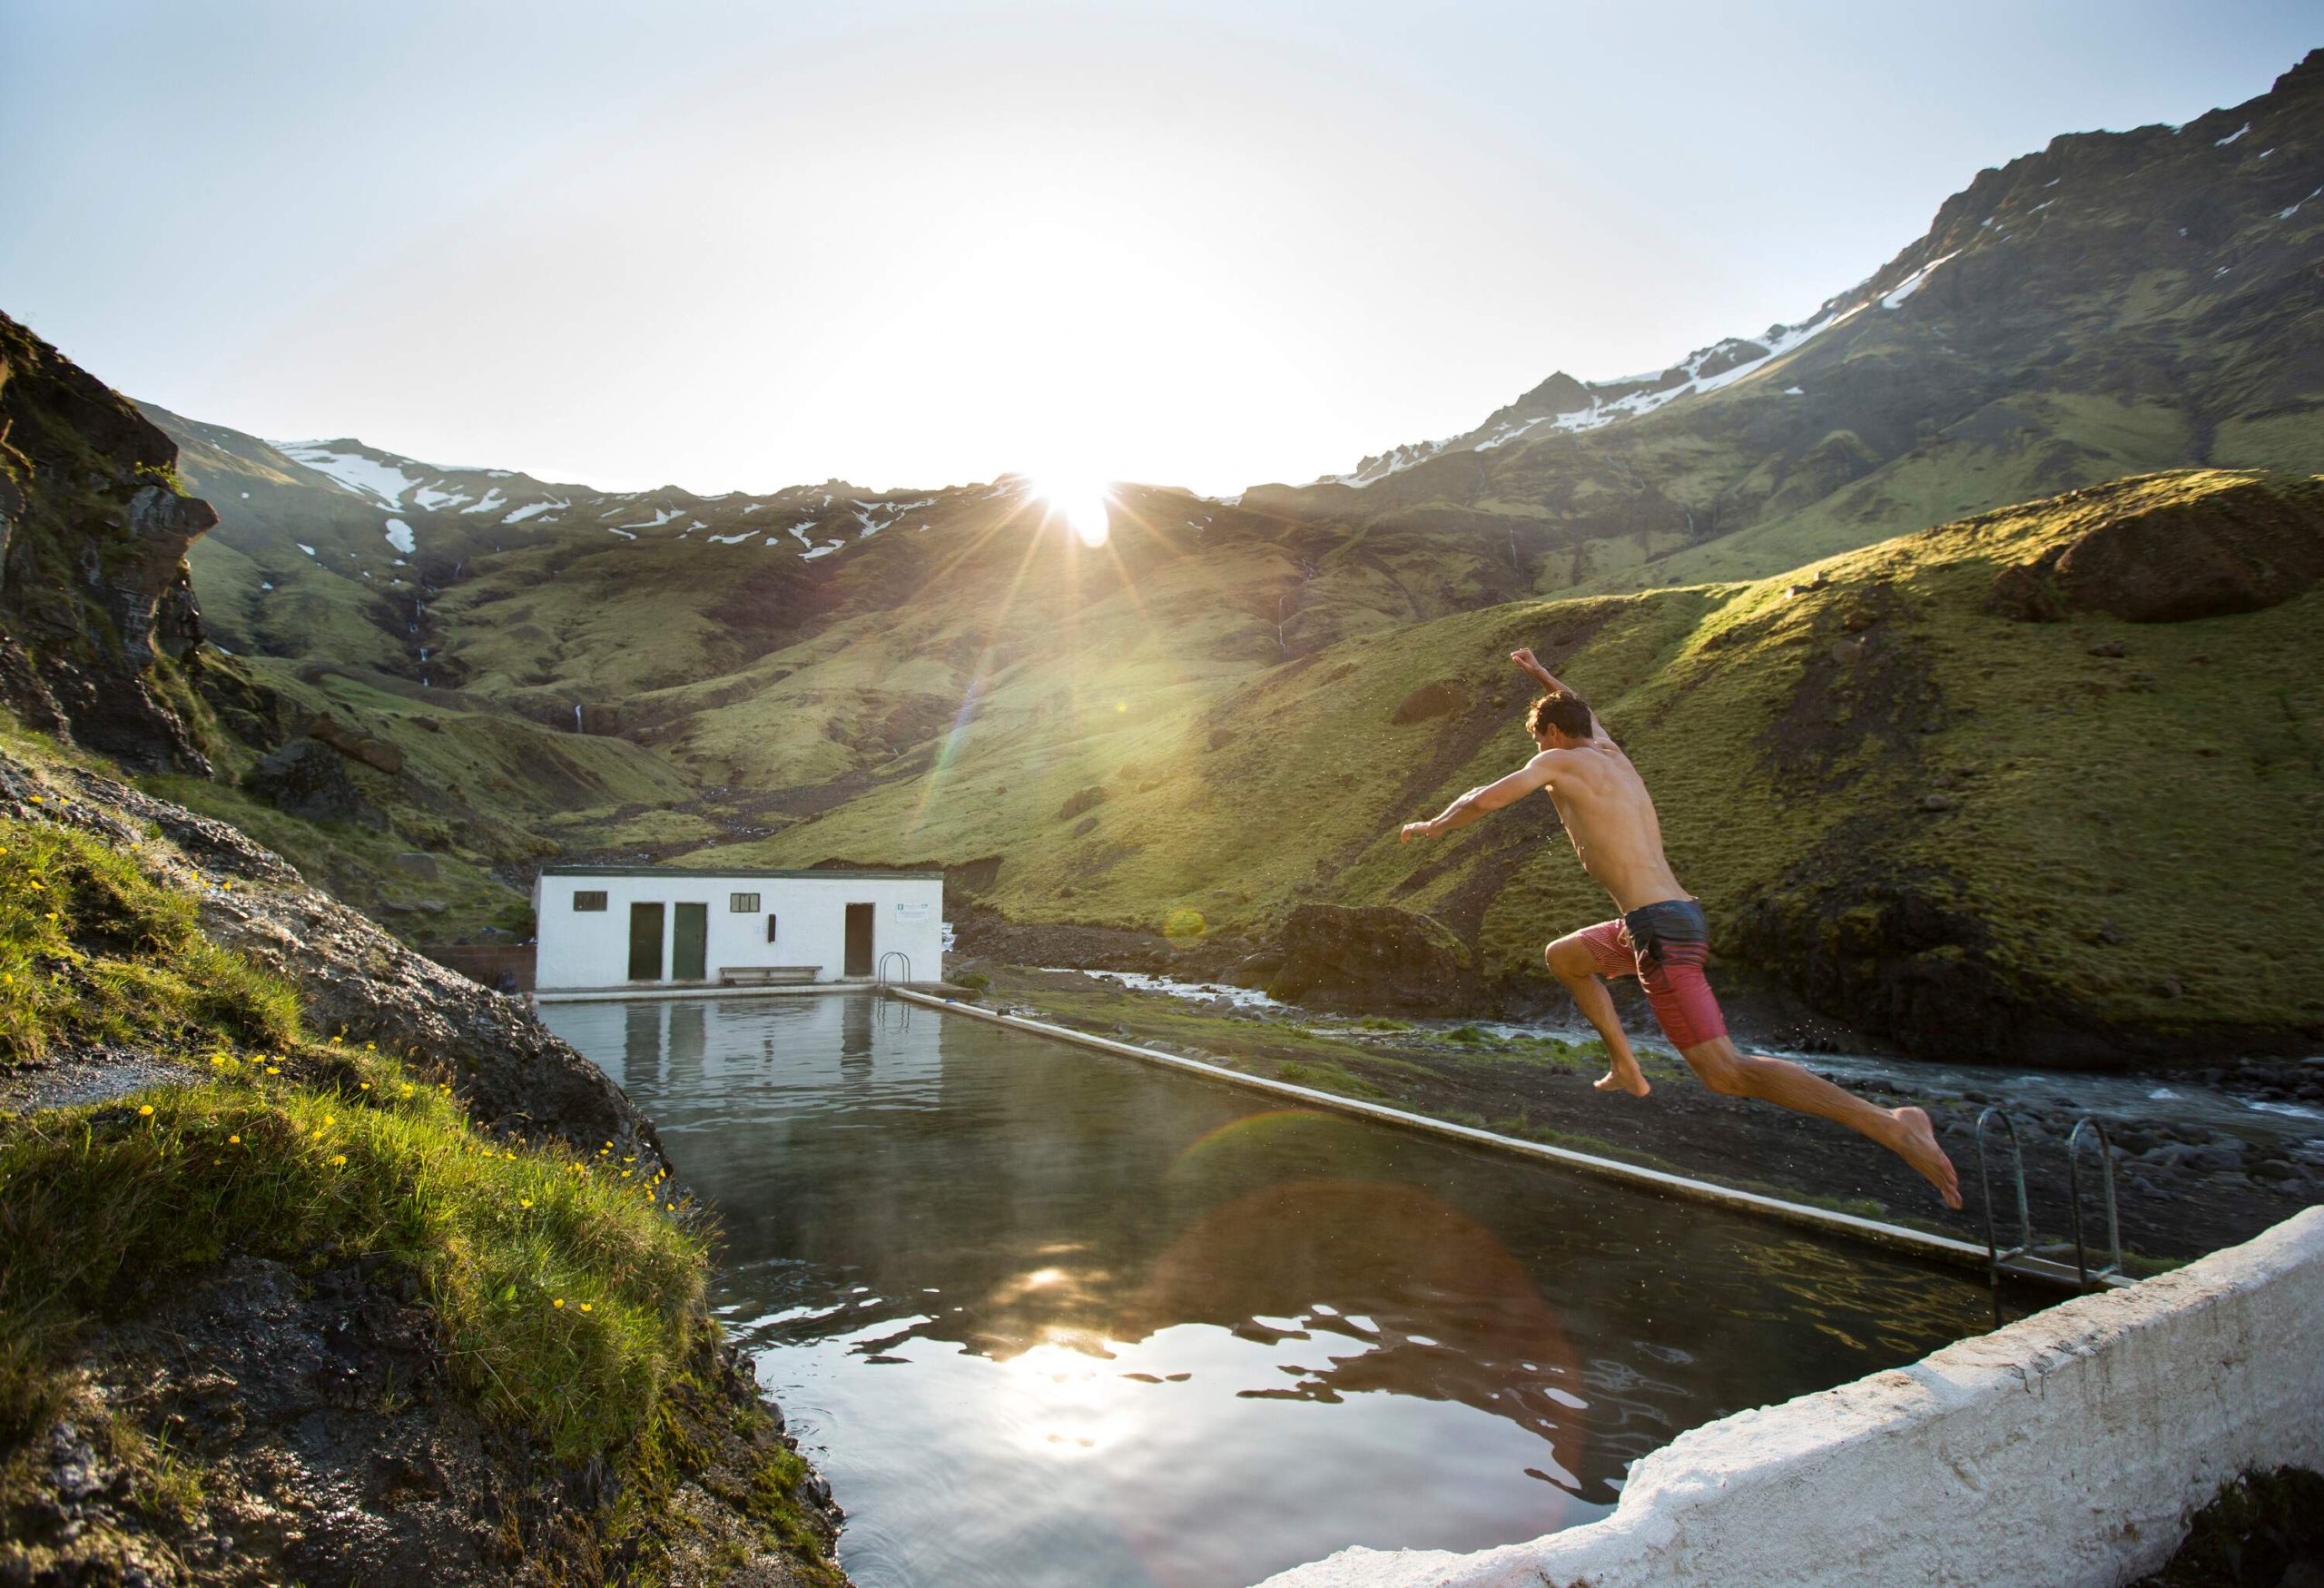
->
xmin=895 ymin=902 xmax=933 ymax=922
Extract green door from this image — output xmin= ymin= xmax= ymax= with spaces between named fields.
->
xmin=627 ymin=902 xmax=665 ymax=981
xmin=672 ymin=902 xmax=708 ymax=981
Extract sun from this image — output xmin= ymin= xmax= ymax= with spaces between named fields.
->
xmin=1036 ymin=474 xmax=1113 ymax=547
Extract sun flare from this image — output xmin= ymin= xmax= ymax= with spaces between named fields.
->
xmin=1036 ymin=474 xmax=1114 ymax=547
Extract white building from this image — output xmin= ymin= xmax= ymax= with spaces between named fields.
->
xmin=531 ymin=865 xmax=943 ymax=996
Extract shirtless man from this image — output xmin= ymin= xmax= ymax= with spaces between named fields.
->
xmin=1398 ymin=646 xmax=1962 ymax=1208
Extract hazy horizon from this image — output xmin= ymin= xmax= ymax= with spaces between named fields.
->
xmin=5 ymin=2 xmax=2315 ymax=498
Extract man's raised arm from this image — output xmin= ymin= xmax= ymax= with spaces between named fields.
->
xmin=1400 ymin=754 xmax=1559 ymax=842
xmin=1511 ymin=646 xmax=1612 ymax=743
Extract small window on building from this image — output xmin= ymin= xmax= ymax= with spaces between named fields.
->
xmin=573 ymin=890 xmax=608 ymax=912
xmin=730 ymin=892 xmax=761 ymax=913
xmin=765 ymin=913 xmax=779 ymax=943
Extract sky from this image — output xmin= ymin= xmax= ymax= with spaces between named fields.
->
xmin=2 ymin=3 xmax=2314 ymax=498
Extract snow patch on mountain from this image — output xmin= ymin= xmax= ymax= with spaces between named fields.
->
xmin=501 ymin=498 xmax=567 ymax=525
xmin=276 ymin=442 xmax=422 ymax=508
xmin=383 ymin=518 xmax=416 ymax=555
xmin=1881 ymin=250 xmax=1963 ymax=309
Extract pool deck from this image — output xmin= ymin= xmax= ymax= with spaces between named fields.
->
xmin=888 ymin=987 xmax=2122 ymax=1292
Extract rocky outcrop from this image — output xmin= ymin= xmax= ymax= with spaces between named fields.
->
xmin=1266 ymin=903 xmax=1477 ymax=1012
xmin=0 ymin=311 xmax=218 ymax=773
xmin=251 ymin=735 xmax=388 ymax=828
xmin=307 ymin=710 xmax=406 ymax=773
xmin=1989 ymin=474 xmax=2324 ymax=623
xmin=1390 ymin=680 xmax=1465 ymax=724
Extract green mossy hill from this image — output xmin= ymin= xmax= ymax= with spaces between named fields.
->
xmin=734 ymin=469 xmax=2324 ymax=1065
xmin=0 ymin=814 xmax=843 ymax=1585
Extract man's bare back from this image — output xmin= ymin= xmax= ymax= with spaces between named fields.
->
xmin=1395 ymin=646 xmax=1963 ymax=1209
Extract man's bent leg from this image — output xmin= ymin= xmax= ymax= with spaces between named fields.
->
xmin=1680 ymin=1036 xmax=1960 ymax=1208
xmin=1546 ymin=932 xmax=1649 ymax=1097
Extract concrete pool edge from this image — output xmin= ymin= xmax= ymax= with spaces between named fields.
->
xmin=1251 ymin=1205 xmax=2324 ymax=1588
xmin=886 ymin=990 xmax=2110 ymax=1287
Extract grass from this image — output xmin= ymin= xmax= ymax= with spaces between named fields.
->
xmin=0 ymin=815 xmax=705 ymax=1462
xmin=0 ymin=806 xmax=835 ymax=1581
xmin=0 ymin=1057 xmax=704 ymax=1461
xmin=0 ymin=815 xmax=297 ymax=1063
xmin=2137 ymin=1467 xmax=2324 ymax=1585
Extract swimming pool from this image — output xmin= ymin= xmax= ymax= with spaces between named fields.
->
xmin=540 ymin=994 xmax=1994 ymax=1588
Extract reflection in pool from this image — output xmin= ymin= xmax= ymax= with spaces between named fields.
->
xmin=540 ymin=994 xmax=1993 ymax=1588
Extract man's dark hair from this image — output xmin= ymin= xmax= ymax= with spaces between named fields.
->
xmin=1527 ymin=691 xmax=1594 ymax=741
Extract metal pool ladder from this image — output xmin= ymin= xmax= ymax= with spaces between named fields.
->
xmin=2065 ymin=1117 xmax=2125 ymax=1291
xmin=1974 ymin=1108 xmax=2129 ymax=1317
xmin=1974 ymin=1108 xmax=2032 ymax=1321
xmin=876 ymin=952 xmax=913 ymax=988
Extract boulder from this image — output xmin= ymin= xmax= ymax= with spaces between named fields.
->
xmin=307 ymin=712 xmax=404 ymax=774
xmin=1991 ymin=478 xmax=2324 ymax=623
xmin=1391 ymin=680 xmax=1465 ymax=724
xmin=1059 ymin=784 xmax=1108 ymax=820
xmin=251 ymin=737 xmax=386 ymax=830
xmin=1267 ymin=903 xmax=1476 ymax=1011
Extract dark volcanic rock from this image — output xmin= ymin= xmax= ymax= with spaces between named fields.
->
xmin=0 ymin=311 xmax=220 ymax=774
xmin=308 ymin=709 xmax=406 ymax=774
xmin=1391 ymin=679 xmax=1465 ymax=724
xmin=1268 ymin=903 xmax=1477 ymax=1011
xmin=1991 ymin=475 xmax=2324 ymax=623
xmin=251 ymin=735 xmax=387 ymax=829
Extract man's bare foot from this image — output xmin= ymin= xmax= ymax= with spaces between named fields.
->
xmin=1889 ymin=1106 xmax=1962 ymax=1208
xmin=1594 ymin=1056 xmax=1651 ymax=1097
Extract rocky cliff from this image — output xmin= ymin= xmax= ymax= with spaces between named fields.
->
xmin=0 ymin=313 xmax=218 ymax=774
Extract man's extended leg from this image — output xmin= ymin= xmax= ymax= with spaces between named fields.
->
xmin=1545 ymin=932 xmax=1649 ymax=1097
xmin=1679 ymin=1037 xmax=1961 ymax=1208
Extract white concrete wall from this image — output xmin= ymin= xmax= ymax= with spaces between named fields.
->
xmin=1256 ymin=1206 xmax=2324 ymax=1588
xmin=532 ymin=872 xmax=942 ymax=991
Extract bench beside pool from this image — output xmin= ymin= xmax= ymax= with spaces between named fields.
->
xmin=720 ymin=965 xmax=822 ymax=988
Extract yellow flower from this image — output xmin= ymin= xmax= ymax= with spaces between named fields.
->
xmin=399 ymin=1084 xmax=414 ymax=1098
xmin=138 ymin=1104 xmax=154 ymax=1117
xmin=330 ymin=1035 xmax=342 ymax=1045
xmin=210 ymin=1054 xmax=226 ymax=1068
xmin=28 ymin=881 xmax=43 ymax=891
xmin=330 ymin=1153 xmax=347 ymax=1166
xmin=364 ymin=1042 xmax=376 ymax=1051
xmin=579 ymin=1303 xmax=593 ymax=1314
xmin=323 ymin=1114 xmax=335 ymax=1128
xmin=266 ymin=1066 xmax=281 ymax=1075
xmin=552 ymin=1297 xmax=565 ymax=1309
xmin=228 ymin=1134 xmax=241 ymax=1144
xmin=621 ymin=1169 xmax=633 ymax=1179
xmin=43 ymin=912 xmax=56 ymax=922
xmin=359 ymin=1081 xmax=371 ymax=1091
xmin=519 ymin=1198 xmax=533 ymax=1208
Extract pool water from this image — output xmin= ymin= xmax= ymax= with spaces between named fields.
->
xmin=540 ymin=994 xmax=1994 ymax=1588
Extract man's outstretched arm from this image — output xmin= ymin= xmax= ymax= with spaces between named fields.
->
xmin=1400 ymin=754 xmax=1559 ymax=842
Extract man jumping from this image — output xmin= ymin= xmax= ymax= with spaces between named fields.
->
xmin=1399 ymin=646 xmax=1961 ymax=1208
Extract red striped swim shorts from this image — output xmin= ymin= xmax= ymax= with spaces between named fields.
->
xmin=1573 ymin=898 xmax=1728 ymax=1050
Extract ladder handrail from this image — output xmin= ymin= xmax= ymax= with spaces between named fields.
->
xmin=876 ymin=951 xmax=913 ymax=988
xmin=2065 ymin=1117 xmax=2124 ymax=1291
xmin=1974 ymin=1108 xmax=2033 ymax=1307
